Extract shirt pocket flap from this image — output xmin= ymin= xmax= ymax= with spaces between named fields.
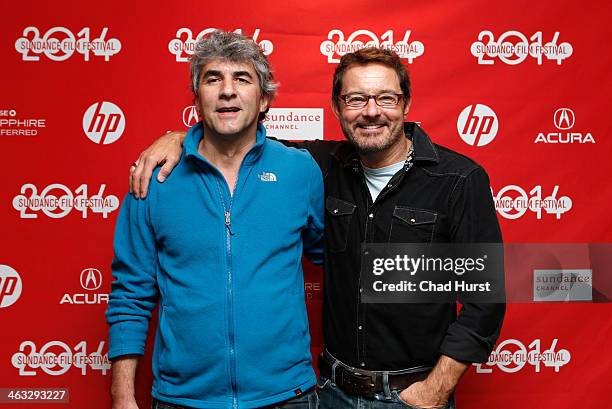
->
xmin=326 ymin=196 xmax=356 ymax=216
xmin=393 ymin=207 xmax=438 ymax=226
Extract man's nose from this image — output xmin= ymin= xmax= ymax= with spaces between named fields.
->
xmin=362 ymin=97 xmax=381 ymax=118
xmin=220 ymin=79 xmax=237 ymax=98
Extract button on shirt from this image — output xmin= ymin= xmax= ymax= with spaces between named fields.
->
xmin=362 ymin=160 xmax=406 ymax=202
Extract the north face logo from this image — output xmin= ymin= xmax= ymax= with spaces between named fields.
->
xmin=258 ymin=172 xmax=277 ymax=182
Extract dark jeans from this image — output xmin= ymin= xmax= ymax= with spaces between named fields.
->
xmin=317 ymin=376 xmax=456 ymax=409
xmin=151 ymin=387 xmax=317 ymax=409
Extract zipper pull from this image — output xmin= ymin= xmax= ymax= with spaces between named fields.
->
xmin=225 ymin=211 xmax=235 ymax=235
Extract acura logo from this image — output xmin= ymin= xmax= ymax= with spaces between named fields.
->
xmin=80 ymin=268 xmax=102 ymax=291
xmin=182 ymin=105 xmax=200 ymax=127
xmin=553 ymin=108 xmax=575 ymax=130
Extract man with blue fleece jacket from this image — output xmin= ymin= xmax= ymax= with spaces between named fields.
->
xmin=106 ymin=31 xmax=323 ymax=409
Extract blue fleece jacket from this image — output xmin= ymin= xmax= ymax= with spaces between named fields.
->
xmin=106 ymin=123 xmax=324 ymax=408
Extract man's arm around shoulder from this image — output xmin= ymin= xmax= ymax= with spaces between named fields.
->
xmin=301 ymin=155 xmax=325 ymax=265
xmin=129 ymin=130 xmax=345 ymax=199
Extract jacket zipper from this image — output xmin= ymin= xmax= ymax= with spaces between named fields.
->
xmin=216 ymin=176 xmax=238 ymax=409
xmin=208 ymin=138 xmax=259 ymax=408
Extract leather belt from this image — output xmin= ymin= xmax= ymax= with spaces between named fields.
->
xmin=318 ymin=351 xmax=431 ymax=399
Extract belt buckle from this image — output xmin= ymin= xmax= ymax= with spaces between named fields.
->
xmin=347 ymin=369 xmax=377 ymax=399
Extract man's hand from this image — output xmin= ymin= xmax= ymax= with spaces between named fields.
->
xmin=398 ymin=355 xmax=468 ymax=408
xmin=112 ymin=396 xmax=140 ymax=409
xmin=398 ymin=380 xmax=448 ymax=408
xmin=130 ymin=131 xmax=186 ymax=199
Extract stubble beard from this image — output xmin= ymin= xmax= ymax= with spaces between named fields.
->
xmin=341 ymin=121 xmax=405 ymax=155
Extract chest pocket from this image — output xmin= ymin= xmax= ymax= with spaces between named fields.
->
xmin=325 ymin=196 xmax=356 ymax=253
xmin=389 ymin=206 xmax=438 ymax=243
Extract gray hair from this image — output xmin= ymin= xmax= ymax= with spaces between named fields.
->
xmin=190 ymin=30 xmax=277 ymax=121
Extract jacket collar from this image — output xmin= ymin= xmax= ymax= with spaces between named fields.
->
xmin=184 ymin=122 xmax=267 ymax=166
xmin=409 ymin=122 xmax=440 ymax=163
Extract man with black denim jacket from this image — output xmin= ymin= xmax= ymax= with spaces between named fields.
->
xmin=129 ymin=47 xmax=505 ymax=409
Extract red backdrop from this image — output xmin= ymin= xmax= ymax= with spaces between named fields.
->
xmin=1 ymin=0 xmax=610 ymax=407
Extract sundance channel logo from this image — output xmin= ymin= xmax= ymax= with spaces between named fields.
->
xmin=264 ymin=108 xmax=323 ymax=140
xmin=533 ymin=269 xmax=592 ymax=301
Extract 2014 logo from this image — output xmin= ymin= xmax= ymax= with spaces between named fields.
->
xmin=474 ymin=338 xmax=571 ymax=373
xmin=168 ymin=28 xmax=273 ymax=62
xmin=12 ymin=184 xmax=119 ymax=219
xmin=15 ymin=27 xmax=121 ymax=62
xmin=492 ymin=185 xmax=572 ymax=220
xmin=320 ymin=29 xmax=424 ymax=63
xmin=471 ymin=31 xmax=572 ymax=65
xmin=11 ymin=340 xmax=110 ymax=376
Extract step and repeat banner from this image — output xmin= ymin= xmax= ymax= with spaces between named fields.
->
xmin=1 ymin=0 xmax=610 ymax=408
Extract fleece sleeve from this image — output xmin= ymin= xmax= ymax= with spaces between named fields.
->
xmin=105 ymin=193 xmax=159 ymax=360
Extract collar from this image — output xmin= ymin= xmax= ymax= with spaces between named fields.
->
xmin=408 ymin=122 xmax=439 ymax=163
xmin=341 ymin=122 xmax=440 ymax=168
xmin=184 ymin=122 xmax=267 ymax=167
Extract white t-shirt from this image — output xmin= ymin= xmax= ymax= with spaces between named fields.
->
xmin=362 ymin=160 xmax=405 ymax=202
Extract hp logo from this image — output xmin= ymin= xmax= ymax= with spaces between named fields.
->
xmin=83 ymin=101 xmax=125 ymax=144
xmin=457 ymin=104 xmax=498 ymax=147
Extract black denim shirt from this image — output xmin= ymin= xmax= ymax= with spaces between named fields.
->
xmin=289 ymin=122 xmax=505 ymax=371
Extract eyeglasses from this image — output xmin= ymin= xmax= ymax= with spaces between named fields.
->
xmin=339 ymin=93 xmax=404 ymax=108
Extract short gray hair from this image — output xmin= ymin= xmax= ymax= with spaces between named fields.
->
xmin=190 ymin=30 xmax=278 ymax=121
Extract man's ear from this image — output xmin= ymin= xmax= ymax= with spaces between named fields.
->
xmin=259 ymin=95 xmax=270 ymax=114
xmin=194 ymin=96 xmax=202 ymax=117
xmin=403 ymin=99 xmax=411 ymax=118
xmin=331 ymin=98 xmax=341 ymax=119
